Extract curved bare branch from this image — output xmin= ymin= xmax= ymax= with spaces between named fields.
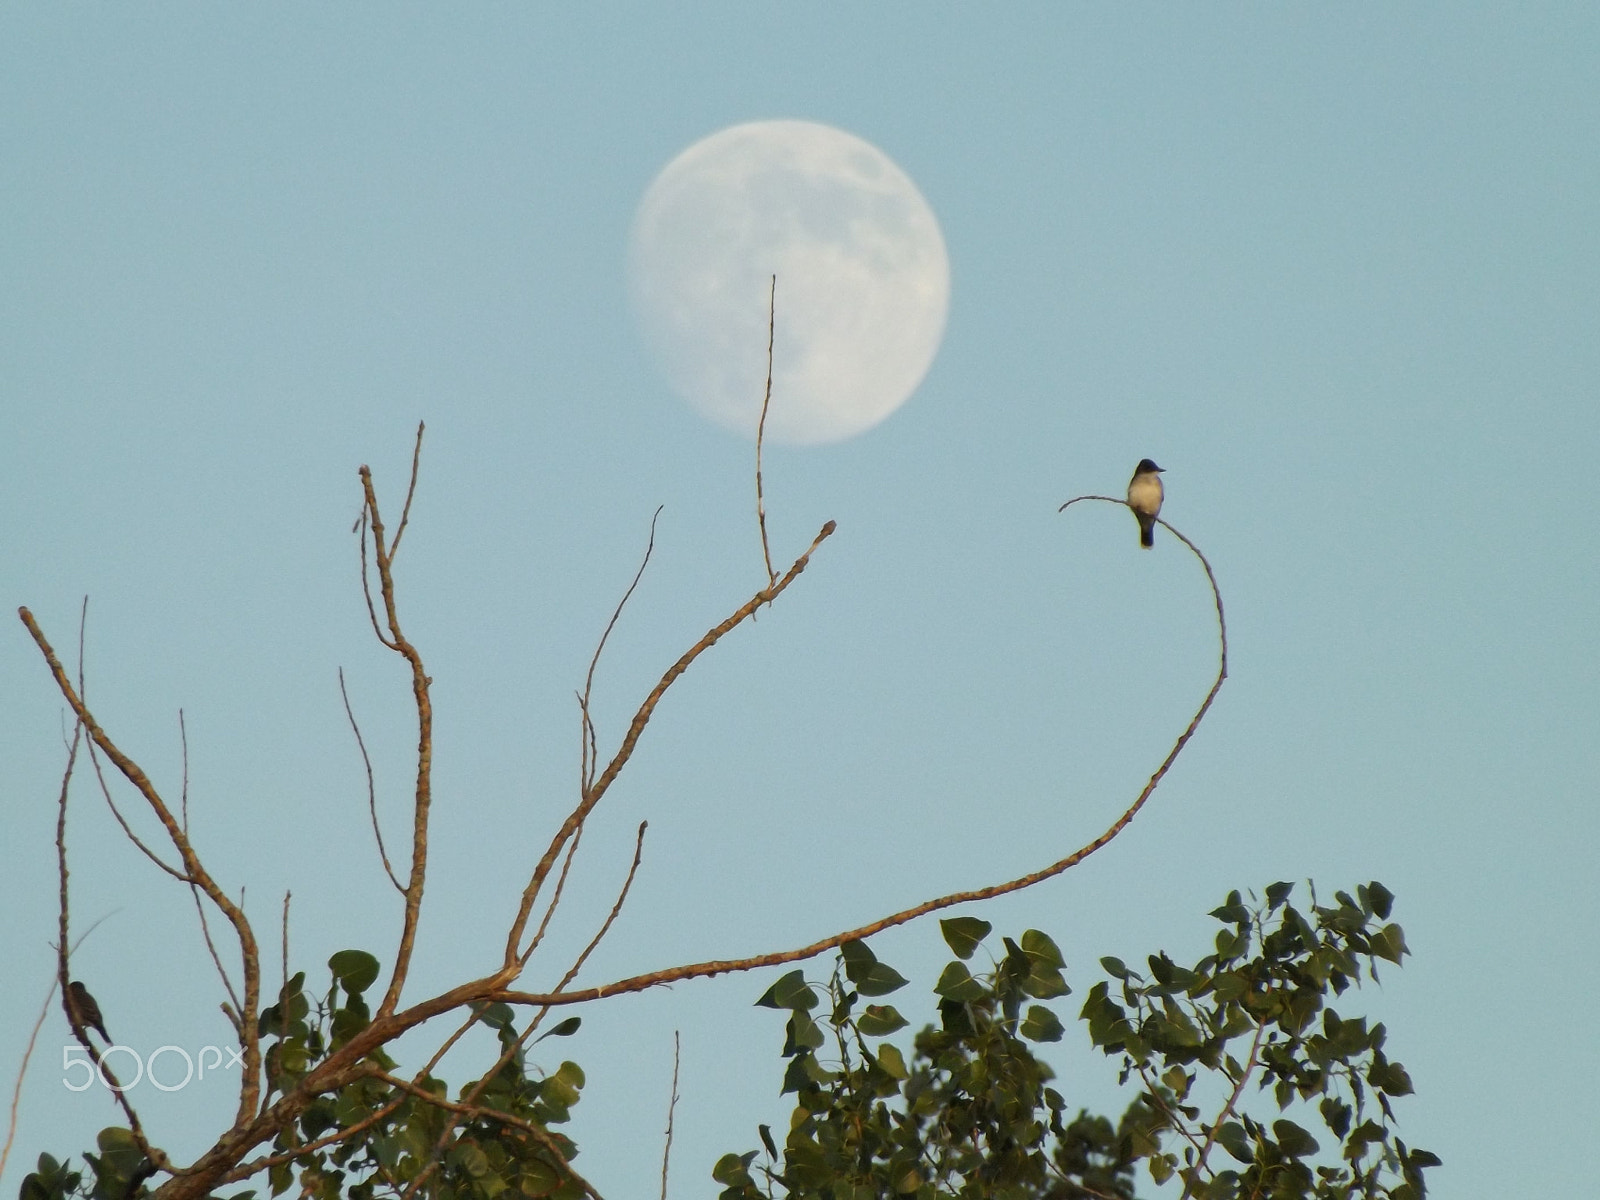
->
xmin=490 ymin=503 xmax=1226 ymax=1009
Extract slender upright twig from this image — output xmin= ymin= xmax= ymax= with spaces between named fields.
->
xmin=48 ymin=599 xmax=170 ymax=1168
xmin=519 ymin=823 xmax=587 ymax=968
xmin=580 ymin=507 xmax=664 ymax=793
xmin=660 ymin=1030 xmax=681 ymax=1200
xmin=389 ymin=420 xmax=426 ymax=561
xmin=181 ymin=710 xmax=242 ymax=1022
xmin=339 ymin=668 xmax=404 ymax=893
xmin=755 ymin=275 xmax=778 ymax=588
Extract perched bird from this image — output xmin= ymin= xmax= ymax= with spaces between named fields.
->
xmin=66 ymin=980 xmax=109 ymax=1042
xmin=1126 ymin=459 xmax=1165 ymax=548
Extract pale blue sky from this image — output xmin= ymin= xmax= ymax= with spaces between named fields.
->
xmin=3 ymin=6 xmax=1596 ymax=1197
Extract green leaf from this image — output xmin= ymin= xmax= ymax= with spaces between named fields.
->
xmin=1363 ymin=880 xmax=1395 ymax=919
xmin=758 ymin=1124 xmax=779 ymax=1161
xmin=780 ymin=1053 xmax=812 ymax=1096
xmin=857 ymin=1004 xmax=909 ymax=1036
xmin=1210 ymin=897 xmax=1250 ymax=925
xmin=328 ymin=950 xmax=381 ymax=995
xmin=1024 ymin=966 xmax=1071 ymax=1000
xmin=839 ymin=938 xmax=876 ymax=971
xmin=1265 ymin=881 xmax=1295 ymax=910
xmin=541 ymin=1060 xmax=585 ymax=1109
xmin=934 ymin=961 xmax=986 ymax=1002
xmin=1149 ymin=1154 xmax=1175 ymax=1185
xmin=854 ymin=962 xmax=910 ymax=997
xmin=450 ymin=1143 xmax=491 ymax=1178
xmin=1020 ymin=928 xmax=1065 ymax=968
xmin=712 ymin=1152 xmax=756 ymax=1186
xmin=940 ymin=916 xmax=991 ymax=960
xmin=1273 ymin=1119 xmax=1319 ymax=1158
xmin=1217 ymin=1120 xmax=1253 ymax=1164
xmin=1019 ymin=1004 xmax=1064 ymax=1042
xmin=1372 ymin=1060 xmax=1415 ymax=1096
xmin=755 ymin=969 xmax=817 ymax=1011
xmin=472 ymin=1001 xmax=516 ymax=1030
xmin=1100 ymin=956 xmax=1130 ymax=979
xmin=535 ymin=1017 xmax=581 ymax=1042
xmin=786 ymin=1012 xmax=825 ymax=1053
xmin=1372 ymin=923 xmax=1409 ymax=964
xmin=875 ymin=1042 xmax=908 ymax=1079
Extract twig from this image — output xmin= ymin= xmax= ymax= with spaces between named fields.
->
xmin=82 ymin=735 xmax=189 ymax=881
xmin=179 ymin=711 xmax=242 ymax=1019
xmin=580 ymin=507 xmax=663 ymax=793
xmin=354 ymin=509 xmax=396 ymax=651
xmin=339 ymin=668 xmax=404 ymax=893
xmin=281 ymin=892 xmax=292 ymax=1047
xmin=660 ymin=1029 xmax=681 ymax=1200
xmin=0 ymin=977 xmax=59 ymax=1182
xmin=551 ymin=821 xmax=647 ymax=991
xmin=13 ymin=707 xmax=85 ymax=1183
xmin=1183 ymin=1019 xmax=1267 ymax=1198
xmin=755 ymin=275 xmax=777 ymax=588
xmin=388 ymin=421 xmax=426 ymax=561
xmin=519 ymin=822 xmax=586 ymax=968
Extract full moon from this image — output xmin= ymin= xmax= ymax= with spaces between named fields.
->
xmin=628 ymin=120 xmax=950 ymax=445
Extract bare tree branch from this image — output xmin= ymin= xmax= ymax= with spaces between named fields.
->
xmin=356 ymin=463 xmax=436 ymax=1021
xmin=388 ymin=420 xmax=426 ymax=561
xmin=660 ymin=1029 xmax=681 ymax=1200
xmin=493 ymin=506 xmax=1225 ymax=1009
xmin=84 ymin=738 xmax=189 ymax=881
xmin=553 ymin=820 xmax=647 ymax=992
xmin=19 ymin=605 xmax=265 ymax=1132
xmin=50 ymin=599 xmax=172 ymax=1170
xmin=519 ymin=822 xmax=586 ymax=968
xmin=755 ymin=275 xmax=778 ymax=588
xmin=339 ymin=667 xmax=404 ymax=894
xmin=176 ymin=708 xmax=242 ymax=1019
xmin=504 ymin=519 xmax=837 ymax=968
xmin=580 ymin=506 xmax=664 ymax=793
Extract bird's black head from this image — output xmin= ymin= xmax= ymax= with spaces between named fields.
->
xmin=1135 ymin=459 xmax=1164 ymax=474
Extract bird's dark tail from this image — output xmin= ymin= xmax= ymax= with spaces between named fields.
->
xmin=1139 ymin=517 xmax=1155 ymax=548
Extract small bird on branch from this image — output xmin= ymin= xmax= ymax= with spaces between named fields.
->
xmin=66 ymin=980 xmax=110 ymax=1042
xmin=1127 ymin=459 xmax=1165 ymax=548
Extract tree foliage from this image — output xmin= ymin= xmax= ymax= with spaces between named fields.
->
xmin=712 ymin=883 xmax=1434 ymax=1200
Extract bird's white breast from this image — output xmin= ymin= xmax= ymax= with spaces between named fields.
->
xmin=1127 ymin=473 xmax=1163 ymax=515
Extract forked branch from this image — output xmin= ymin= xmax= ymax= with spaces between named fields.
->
xmin=503 ymin=518 xmax=837 ymax=967
xmin=355 ymin=421 xmax=435 ymax=1020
